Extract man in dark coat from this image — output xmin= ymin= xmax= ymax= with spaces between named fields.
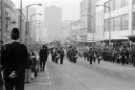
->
xmin=0 ymin=63 xmax=3 ymax=90
xmin=59 ymin=48 xmax=65 ymax=64
xmin=88 ymin=47 xmax=93 ymax=64
xmin=39 ymin=45 xmax=48 ymax=71
xmin=0 ymin=48 xmax=4 ymax=90
xmin=1 ymin=28 xmax=28 ymax=90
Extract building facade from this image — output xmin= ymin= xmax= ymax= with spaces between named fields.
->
xmin=96 ymin=0 xmax=135 ymax=42
xmin=80 ymin=0 xmax=96 ymax=41
xmin=0 ymin=0 xmax=18 ymax=44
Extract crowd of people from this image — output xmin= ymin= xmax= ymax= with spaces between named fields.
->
xmin=66 ymin=46 xmax=78 ymax=63
xmin=102 ymin=45 xmax=135 ymax=66
xmin=50 ymin=47 xmax=65 ymax=64
xmin=65 ymin=43 xmax=135 ymax=66
xmin=79 ymin=44 xmax=135 ymax=66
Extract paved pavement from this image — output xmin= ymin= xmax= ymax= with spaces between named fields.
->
xmin=25 ymin=57 xmax=135 ymax=90
xmin=77 ymin=57 xmax=135 ymax=81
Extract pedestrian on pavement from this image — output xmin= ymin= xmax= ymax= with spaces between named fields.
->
xmin=51 ymin=48 xmax=55 ymax=62
xmin=31 ymin=52 xmax=38 ymax=79
xmin=88 ymin=47 xmax=93 ymax=64
xmin=54 ymin=48 xmax=59 ymax=64
xmin=0 ymin=64 xmax=4 ymax=90
xmin=25 ymin=52 xmax=32 ymax=83
xmin=39 ymin=45 xmax=48 ymax=71
xmin=1 ymin=28 xmax=28 ymax=90
xmin=59 ymin=48 xmax=65 ymax=64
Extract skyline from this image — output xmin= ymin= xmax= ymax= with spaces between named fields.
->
xmin=11 ymin=0 xmax=81 ymax=20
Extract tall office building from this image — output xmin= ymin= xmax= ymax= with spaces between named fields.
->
xmin=45 ymin=5 xmax=62 ymax=41
xmin=80 ymin=0 xmax=96 ymax=41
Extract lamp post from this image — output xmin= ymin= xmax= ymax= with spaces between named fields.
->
xmin=20 ymin=0 xmax=22 ymax=41
xmin=25 ymin=3 xmax=42 ymax=45
xmin=96 ymin=0 xmax=112 ymax=48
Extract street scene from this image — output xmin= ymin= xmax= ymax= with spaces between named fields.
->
xmin=1 ymin=0 xmax=135 ymax=90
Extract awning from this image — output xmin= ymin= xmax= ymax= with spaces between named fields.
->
xmin=128 ymin=35 xmax=135 ymax=42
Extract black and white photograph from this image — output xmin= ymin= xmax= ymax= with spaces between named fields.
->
xmin=0 ymin=0 xmax=135 ymax=90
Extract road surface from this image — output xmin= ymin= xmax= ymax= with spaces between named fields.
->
xmin=25 ymin=58 xmax=135 ymax=90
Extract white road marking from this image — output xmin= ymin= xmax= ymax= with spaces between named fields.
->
xmin=36 ymin=82 xmax=52 ymax=85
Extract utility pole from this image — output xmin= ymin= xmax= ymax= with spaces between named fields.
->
xmin=1 ymin=0 xmax=3 ymax=45
xmin=20 ymin=0 xmax=22 ymax=41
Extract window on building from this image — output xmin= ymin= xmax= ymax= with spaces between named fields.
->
xmin=110 ymin=18 xmax=114 ymax=31
xmin=133 ymin=0 xmax=135 ymax=4
xmin=104 ymin=19 xmax=109 ymax=31
xmin=115 ymin=0 xmax=121 ymax=9
xmin=104 ymin=2 xmax=109 ymax=13
xmin=112 ymin=0 xmax=116 ymax=10
xmin=114 ymin=16 xmax=121 ymax=31
xmin=121 ymin=0 xmax=128 ymax=7
xmin=109 ymin=0 xmax=113 ymax=11
xmin=121 ymin=14 xmax=128 ymax=30
xmin=132 ymin=12 xmax=135 ymax=30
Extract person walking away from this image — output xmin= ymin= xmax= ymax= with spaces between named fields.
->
xmin=88 ymin=47 xmax=93 ymax=64
xmin=31 ymin=52 xmax=37 ymax=79
xmin=54 ymin=48 xmax=59 ymax=64
xmin=39 ymin=45 xmax=48 ymax=71
xmin=1 ymin=28 xmax=28 ymax=90
xmin=59 ymin=48 xmax=65 ymax=64
xmin=25 ymin=52 xmax=32 ymax=83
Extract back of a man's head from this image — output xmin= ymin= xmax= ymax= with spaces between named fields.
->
xmin=11 ymin=27 xmax=19 ymax=40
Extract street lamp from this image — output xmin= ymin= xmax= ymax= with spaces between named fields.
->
xmin=96 ymin=0 xmax=112 ymax=48
xmin=25 ymin=3 xmax=42 ymax=45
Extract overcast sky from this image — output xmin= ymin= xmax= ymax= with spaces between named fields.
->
xmin=11 ymin=0 xmax=81 ymax=20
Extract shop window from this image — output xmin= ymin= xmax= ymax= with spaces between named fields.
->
xmin=132 ymin=12 xmax=135 ymax=30
xmin=121 ymin=14 xmax=128 ymax=30
xmin=114 ymin=16 xmax=121 ymax=31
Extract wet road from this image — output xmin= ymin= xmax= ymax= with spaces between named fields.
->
xmin=26 ymin=58 xmax=135 ymax=90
